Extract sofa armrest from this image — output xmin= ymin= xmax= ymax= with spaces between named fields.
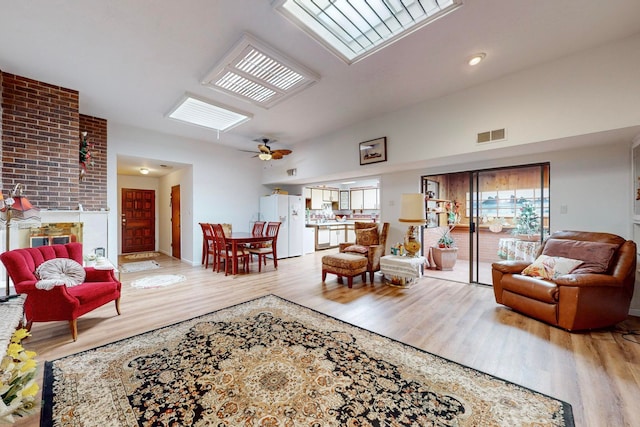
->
xmin=338 ymin=242 xmax=355 ymax=253
xmin=84 ymin=267 xmax=118 ymax=283
xmin=491 ymin=260 xmax=531 ymax=274
xmin=554 ymin=273 xmax=623 ymax=288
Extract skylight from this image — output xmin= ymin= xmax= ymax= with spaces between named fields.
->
xmin=202 ymin=33 xmax=320 ymax=108
xmin=167 ymin=94 xmax=252 ymax=132
xmin=274 ymin=0 xmax=463 ymax=64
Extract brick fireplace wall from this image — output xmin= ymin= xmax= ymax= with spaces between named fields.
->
xmin=0 ymin=71 xmax=107 ymax=211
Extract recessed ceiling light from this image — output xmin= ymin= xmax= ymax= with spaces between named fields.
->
xmin=167 ymin=93 xmax=252 ymax=132
xmin=468 ymin=53 xmax=486 ymax=66
xmin=139 ymin=168 xmax=150 ymax=175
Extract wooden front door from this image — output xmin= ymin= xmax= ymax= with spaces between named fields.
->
xmin=171 ymin=185 xmax=181 ymax=259
xmin=121 ymin=188 xmax=155 ymax=253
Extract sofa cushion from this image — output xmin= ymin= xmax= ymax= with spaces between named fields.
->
xmin=542 ymin=238 xmax=618 ymax=274
xmin=355 ymin=228 xmax=379 ymax=246
xmin=35 ymin=258 xmax=86 ymax=290
xmin=522 ymin=255 xmax=583 ymax=280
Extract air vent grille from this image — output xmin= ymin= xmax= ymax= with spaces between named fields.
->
xmin=477 ymin=128 xmax=506 ymax=144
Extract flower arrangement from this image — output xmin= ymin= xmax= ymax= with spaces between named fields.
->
xmin=0 ymin=329 xmax=39 ymax=423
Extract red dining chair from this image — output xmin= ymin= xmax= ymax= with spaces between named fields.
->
xmin=212 ymin=223 xmax=249 ymax=275
xmin=199 ymin=223 xmax=216 ymax=269
xmin=247 ymin=221 xmax=267 ymax=261
xmin=248 ymin=222 xmax=281 ymax=272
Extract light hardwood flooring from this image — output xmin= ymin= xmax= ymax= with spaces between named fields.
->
xmin=14 ymin=250 xmax=640 ymax=426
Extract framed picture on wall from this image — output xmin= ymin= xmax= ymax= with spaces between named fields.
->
xmin=359 ymin=137 xmax=387 ymax=165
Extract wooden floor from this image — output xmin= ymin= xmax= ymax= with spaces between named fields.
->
xmin=14 ymin=251 xmax=640 ymax=427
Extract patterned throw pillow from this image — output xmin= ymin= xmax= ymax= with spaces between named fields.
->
xmin=355 ymin=227 xmax=379 ymax=246
xmin=344 ymin=245 xmax=369 ymax=254
xmin=521 ymin=255 xmax=583 ymax=280
xmin=35 ymin=258 xmax=86 ymax=290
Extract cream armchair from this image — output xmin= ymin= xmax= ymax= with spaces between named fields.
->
xmin=339 ymin=222 xmax=389 ymax=283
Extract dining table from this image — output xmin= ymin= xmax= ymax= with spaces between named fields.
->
xmin=226 ymin=232 xmax=277 ymax=275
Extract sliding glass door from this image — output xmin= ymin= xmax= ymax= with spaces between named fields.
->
xmin=422 ymin=163 xmax=549 ymax=285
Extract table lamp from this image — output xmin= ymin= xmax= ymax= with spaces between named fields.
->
xmin=398 ymin=193 xmax=426 ymax=257
xmin=1 ymin=184 xmax=40 ymax=297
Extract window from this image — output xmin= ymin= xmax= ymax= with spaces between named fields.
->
xmin=274 ymin=0 xmax=463 ymax=64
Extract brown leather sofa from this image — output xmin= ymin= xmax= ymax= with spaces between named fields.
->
xmin=492 ymin=231 xmax=636 ymax=331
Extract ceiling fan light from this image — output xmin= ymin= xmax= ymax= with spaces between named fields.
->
xmin=259 ymin=153 xmax=272 ymax=161
xmin=139 ymin=167 xmax=150 ymax=175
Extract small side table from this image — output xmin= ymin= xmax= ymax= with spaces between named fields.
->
xmin=380 ymin=255 xmax=427 ymax=287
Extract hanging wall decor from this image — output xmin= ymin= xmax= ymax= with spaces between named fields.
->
xmin=79 ymin=131 xmax=94 ymax=181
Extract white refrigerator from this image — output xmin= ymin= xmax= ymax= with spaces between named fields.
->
xmin=259 ymin=195 xmax=304 ymax=259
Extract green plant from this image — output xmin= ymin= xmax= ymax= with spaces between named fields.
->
xmin=437 ymin=228 xmax=455 ymax=248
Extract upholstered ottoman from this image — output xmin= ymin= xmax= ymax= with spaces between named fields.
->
xmin=322 ymin=253 xmax=368 ymax=288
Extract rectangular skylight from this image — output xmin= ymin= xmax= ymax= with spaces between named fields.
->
xmin=167 ymin=94 xmax=252 ymax=132
xmin=202 ymin=33 xmax=320 ymax=108
xmin=274 ymin=0 xmax=463 ymax=64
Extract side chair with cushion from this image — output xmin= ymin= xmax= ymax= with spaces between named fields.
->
xmin=248 ymin=221 xmax=281 ymax=272
xmin=199 ymin=222 xmax=216 ymax=269
xmin=212 ymin=223 xmax=249 ymax=275
xmin=492 ymin=230 xmax=636 ymax=331
xmin=246 ymin=221 xmax=266 ymax=261
xmin=0 ymin=243 xmax=121 ymax=341
xmin=339 ymin=222 xmax=390 ymax=283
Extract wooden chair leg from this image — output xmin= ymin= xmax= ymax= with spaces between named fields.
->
xmin=69 ymin=319 xmax=78 ymax=342
xmin=362 ymin=272 xmax=367 ymax=283
xmin=115 ymin=298 xmax=121 ymax=315
xmin=322 ymin=270 xmax=327 ymax=282
xmin=347 ymin=276 xmax=353 ymax=288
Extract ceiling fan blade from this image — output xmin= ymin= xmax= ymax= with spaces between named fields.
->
xmin=258 ymin=144 xmax=271 ymax=153
xmin=270 ymin=152 xmax=284 ymax=159
xmin=272 ymin=149 xmax=292 ymax=156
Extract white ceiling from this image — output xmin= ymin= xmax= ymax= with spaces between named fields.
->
xmin=1 ymin=0 xmax=640 ymax=159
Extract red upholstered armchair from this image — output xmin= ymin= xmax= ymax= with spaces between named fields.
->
xmin=0 ymin=243 xmax=121 ymax=341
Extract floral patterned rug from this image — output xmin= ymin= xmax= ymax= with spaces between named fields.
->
xmin=41 ymin=295 xmax=574 ymax=426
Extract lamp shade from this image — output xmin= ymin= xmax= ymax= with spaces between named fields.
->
xmin=398 ymin=193 xmax=426 ymax=225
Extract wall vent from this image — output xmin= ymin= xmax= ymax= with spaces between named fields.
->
xmin=287 ymin=168 xmax=297 ymax=176
xmin=477 ymin=128 xmax=506 ymax=144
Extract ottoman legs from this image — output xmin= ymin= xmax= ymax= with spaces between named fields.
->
xmin=322 ymin=269 xmax=368 ymax=288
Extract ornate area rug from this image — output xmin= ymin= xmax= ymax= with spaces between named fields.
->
xmin=130 ymin=274 xmax=186 ymax=289
xmin=118 ymin=260 xmax=160 ymax=273
xmin=123 ymin=252 xmax=160 ymax=260
xmin=41 ymin=295 xmax=574 ymax=426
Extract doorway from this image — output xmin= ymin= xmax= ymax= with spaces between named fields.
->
xmin=422 ymin=163 xmax=550 ymax=285
xmin=121 ymin=188 xmax=156 ymax=253
xmin=171 ymin=185 xmax=181 ymax=259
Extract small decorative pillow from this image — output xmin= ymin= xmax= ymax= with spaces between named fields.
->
xmin=355 ymin=228 xmax=379 ymax=246
xmin=35 ymin=258 xmax=86 ymax=291
xmin=344 ymin=245 xmax=369 ymax=254
xmin=521 ymin=255 xmax=583 ymax=280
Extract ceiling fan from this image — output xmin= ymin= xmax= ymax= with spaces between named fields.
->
xmin=251 ymin=138 xmax=292 ymax=161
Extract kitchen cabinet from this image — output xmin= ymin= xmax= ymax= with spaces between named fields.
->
xmin=363 ymin=188 xmax=378 ymax=209
xmin=323 ymin=189 xmax=332 ymax=202
xmin=330 ymin=227 xmax=342 ymax=246
xmin=311 ymin=188 xmax=324 ymax=209
xmin=304 ymin=187 xmax=311 ymax=199
xmin=331 ymin=190 xmax=339 ymax=202
xmin=350 ymin=189 xmax=364 ymax=210
xmin=317 ymin=226 xmax=331 ymax=249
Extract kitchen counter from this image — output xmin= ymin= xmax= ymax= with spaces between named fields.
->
xmin=306 ymin=222 xmax=357 ymax=250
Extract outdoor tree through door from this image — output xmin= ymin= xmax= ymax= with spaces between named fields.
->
xmin=122 ymin=188 xmax=155 ymax=253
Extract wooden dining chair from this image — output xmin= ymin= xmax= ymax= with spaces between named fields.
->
xmin=199 ymin=222 xmax=216 ymax=269
xmin=247 ymin=221 xmax=267 ymax=261
xmin=212 ymin=223 xmax=249 ymax=275
xmin=248 ymin=221 xmax=281 ymax=272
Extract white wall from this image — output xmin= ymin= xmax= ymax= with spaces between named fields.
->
xmin=108 ymin=123 xmax=269 ymax=266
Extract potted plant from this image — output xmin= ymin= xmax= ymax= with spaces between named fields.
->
xmin=431 ymin=227 xmax=458 ymax=270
